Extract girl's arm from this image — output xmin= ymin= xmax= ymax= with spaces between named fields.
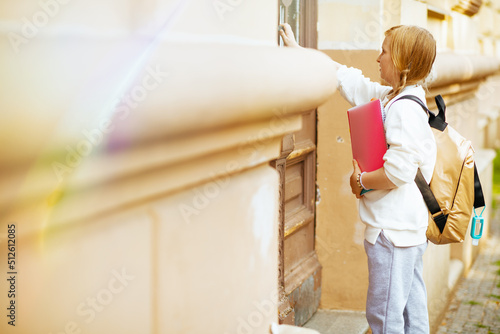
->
xmin=280 ymin=23 xmax=388 ymax=105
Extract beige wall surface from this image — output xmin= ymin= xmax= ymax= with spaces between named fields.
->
xmin=318 ymin=0 xmax=383 ymax=50
xmin=157 ymin=165 xmax=281 ymax=334
xmin=0 ymin=163 xmax=283 ymax=334
xmin=0 ymin=0 xmax=278 ymax=44
xmin=316 ymin=50 xmax=381 ymax=310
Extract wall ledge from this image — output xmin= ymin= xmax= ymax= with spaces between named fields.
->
xmin=430 ymin=53 xmax=500 ymax=88
xmin=110 ymin=42 xmax=338 ymax=146
xmin=1 ymin=39 xmax=338 ymax=233
xmin=1 ymin=38 xmax=337 ymax=167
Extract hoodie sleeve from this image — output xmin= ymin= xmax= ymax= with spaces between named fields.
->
xmin=383 ymin=99 xmax=435 ymax=187
xmin=336 ymin=65 xmax=392 ymax=107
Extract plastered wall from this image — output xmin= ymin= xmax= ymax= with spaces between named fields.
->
xmin=316 ymin=50 xmax=380 ymax=310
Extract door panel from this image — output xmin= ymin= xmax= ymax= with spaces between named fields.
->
xmin=284 ymin=218 xmax=315 ymax=276
xmin=283 ymin=131 xmax=321 ymax=326
xmin=277 ymin=0 xmax=319 ymax=326
xmin=284 ymin=162 xmax=305 ymax=214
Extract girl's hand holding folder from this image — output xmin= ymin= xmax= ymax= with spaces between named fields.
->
xmin=350 ymin=159 xmax=364 ymax=199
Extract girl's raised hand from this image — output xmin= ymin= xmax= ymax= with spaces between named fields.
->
xmin=279 ymin=23 xmax=300 ymax=48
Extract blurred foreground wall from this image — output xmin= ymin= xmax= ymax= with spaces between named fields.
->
xmin=0 ymin=1 xmax=337 ymax=333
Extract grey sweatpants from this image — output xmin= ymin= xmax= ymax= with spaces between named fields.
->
xmin=364 ymin=231 xmax=429 ymax=334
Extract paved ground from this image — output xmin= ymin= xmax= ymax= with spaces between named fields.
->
xmin=435 ymin=205 xmax=500 ymax=334
xmin=303 ymin=309 xmax=368 ymax=334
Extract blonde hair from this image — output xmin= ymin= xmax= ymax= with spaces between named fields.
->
xmin=385 ymin=25 xmax=436 ymax=101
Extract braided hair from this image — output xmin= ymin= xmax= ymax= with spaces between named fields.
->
xmin=384 ymin=25 xmax=436 ymax=102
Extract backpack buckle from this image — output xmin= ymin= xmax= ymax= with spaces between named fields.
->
xmin=431 ymin=212 xmax=448 ymax=234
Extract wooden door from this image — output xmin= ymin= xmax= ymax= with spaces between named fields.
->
xmin=275 ymin=0 xmax=320 ymax=326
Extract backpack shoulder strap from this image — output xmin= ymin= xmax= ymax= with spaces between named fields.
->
xmin=415 ymin=169 xmax=447 ymax=233
xmin=474 ymin=164 xmax=485 ymax=208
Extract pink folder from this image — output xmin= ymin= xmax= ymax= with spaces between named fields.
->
xmin=347 ymin=99 xmax=387 ymax=172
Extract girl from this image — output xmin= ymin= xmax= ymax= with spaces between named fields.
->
xmin=280 ymin=24 xmax=437 ymax=334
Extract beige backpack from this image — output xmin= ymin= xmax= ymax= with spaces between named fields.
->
xmin=396 ymin=95 xmax=485 ymax=245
